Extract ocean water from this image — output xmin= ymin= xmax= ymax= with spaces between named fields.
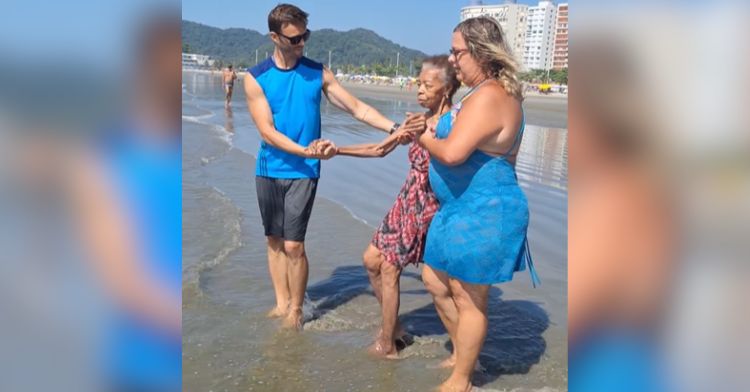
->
xmin=182 ymin=70 xmax=568 ymax=391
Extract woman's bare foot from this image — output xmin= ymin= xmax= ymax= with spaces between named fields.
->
xmin=433 ymin=356 xmax=482 ymax=371
xmin=438 ymin=353 xmax=457 ymax=368
xmin=436 ymin=379 xmax=473 ymax=392
xmin=266 ymin=306 xmax=288 ymax=318
xmin=281 ymin=308 xmax=303 ymax=331
xmin=367 ymin=339 xmax=400 ymax=359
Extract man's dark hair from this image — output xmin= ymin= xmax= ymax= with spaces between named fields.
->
xmin=228 ymin=64 xmax=233 ymax=69
xmin=268 ymin=4 xmax=309 ymax=33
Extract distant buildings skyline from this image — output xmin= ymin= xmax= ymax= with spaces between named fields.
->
xmin=460 ymin=0 xmax=568 ymax=71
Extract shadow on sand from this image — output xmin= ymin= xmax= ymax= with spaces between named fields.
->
xmin=306 ymin=265 xmax=548 ymax=386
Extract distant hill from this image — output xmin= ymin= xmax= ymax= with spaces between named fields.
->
xmin=182 ymin=20 xmax=429 ymax=75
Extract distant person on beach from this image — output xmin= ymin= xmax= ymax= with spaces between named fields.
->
xmin=414 ymin=17 xmax=540 ymax=391
xmin=335 ymin=55 xmax=459 ymax=359
xmin=223 ymin=65 xmax=237 ymax=107
xmin=244 ymin=3 xmax=424 ymax=330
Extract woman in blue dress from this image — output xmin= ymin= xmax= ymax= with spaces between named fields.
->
xmin=416 ymin=17 xmax=539 ymax=392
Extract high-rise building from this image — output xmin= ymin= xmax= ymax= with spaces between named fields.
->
xmin=552 ymin=3 xmax=568 ymax=70
xmin=459 ymin=1 xmax=529 ymax=69
xmin=523 ymin=1 xmax=557 ymax=71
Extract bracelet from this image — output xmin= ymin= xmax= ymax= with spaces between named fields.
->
xmin=389 ymin=122 xmax=400 ymax=134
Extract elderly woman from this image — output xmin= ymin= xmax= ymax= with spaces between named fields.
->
xmin=417 ymin=18 xmax=540 ymax=391
xmin=336 ymin=55 xmax=460 ymax=358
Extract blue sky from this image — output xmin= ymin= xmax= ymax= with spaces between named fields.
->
xmin=182 ymin=0 xmax=552 ymax=55
xmin=1 ymin=0 xmax=177 ymax=70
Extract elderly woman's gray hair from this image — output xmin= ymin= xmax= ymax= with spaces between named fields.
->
xmin=454 ymin=17 xmax=524 ymax=101
xmin=421 ymin=55 xmax=461 ymax=101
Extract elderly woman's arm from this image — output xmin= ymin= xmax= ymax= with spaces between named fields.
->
xmin=337 ymin=130 xmax=401 ymax=158
xmin=337 ymin=118 xmax=424 ymax=158
xmin=418 ymin=89 xmax=521 ymax=166
xmin=337 ymin=143 xmax=390 ymax=158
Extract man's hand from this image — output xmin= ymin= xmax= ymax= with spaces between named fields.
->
xmin=305 ymin=139 xmax=337 ymax=160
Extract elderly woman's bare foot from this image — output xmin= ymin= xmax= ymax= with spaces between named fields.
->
xmin=266 ymin=306 xmax=288 ymax=318
xmin=281 ymin=308 xmax=303 ymax=331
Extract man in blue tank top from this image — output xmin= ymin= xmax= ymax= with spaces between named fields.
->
xmin=245 ymin=4 xmax=417 ymax=330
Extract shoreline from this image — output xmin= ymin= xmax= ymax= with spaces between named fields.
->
xmin=340 ymin=81 xmax=568 ymax=129
xmin=183 ymin=69 xmax=567 ymax=128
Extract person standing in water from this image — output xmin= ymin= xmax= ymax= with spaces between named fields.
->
xmin=223 ymin=64 xmax=237 ymax=107
xmin=244 ymin=3 xmax=423 ymax=330
xmin=336 ymin=55 xmax=459 ymax=359
xmin=418 ymin=17 xmax=540 ymax=391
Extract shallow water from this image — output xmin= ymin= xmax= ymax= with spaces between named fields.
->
xmin=182 ymin=70 xmax=568 ymax=391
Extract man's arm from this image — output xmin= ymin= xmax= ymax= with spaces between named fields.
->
xmin=321 ymin=67 xmax=396 ymax=134
xmin=244 ymin=73 xmax=331 ymax=158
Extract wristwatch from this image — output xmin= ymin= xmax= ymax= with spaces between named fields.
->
xmin=389 ymin=122 xmax=400 ymax=134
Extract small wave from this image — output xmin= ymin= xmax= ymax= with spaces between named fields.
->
xmin=184 ymin=111 xmax=234 ymax=150
xmin=183 ymin=186 xmax=243 ymax=300
xmin=182 ymin=112 xmax=216 ymax=123
xmin=316 ymin=196 xmax=375 ymax=228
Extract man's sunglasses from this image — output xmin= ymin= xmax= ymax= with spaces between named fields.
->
xmin=276 ymin=29 xmax=311 ymax=45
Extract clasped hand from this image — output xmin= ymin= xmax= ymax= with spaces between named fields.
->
xmin=305 ymin=139 xmax=337 ymax=159
xmin=375 ymin=112 xmax=427 ymax=152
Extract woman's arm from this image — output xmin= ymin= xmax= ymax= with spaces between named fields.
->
xmin=418 ymin=88 xmax=521 ymax=166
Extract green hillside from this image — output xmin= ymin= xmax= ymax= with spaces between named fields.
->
xmin=182 ymin=20 xmax=429 ymax=76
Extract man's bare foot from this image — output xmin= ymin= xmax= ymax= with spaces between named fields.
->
xmin=281 ymin=308 xmax=303 ymax=331
xmin=375 ymin=326 xmax=408 ymax=342
xmin=266 ymin=306 xmax=288 ymax=318
xmin=367 ymin=339 xmax=399 ymax=359
xmin=375 ymin=327 xmax=411 ymax=351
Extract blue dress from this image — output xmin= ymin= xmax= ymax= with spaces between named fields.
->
xmin=423 ymin=99 xmax=540 ymax=286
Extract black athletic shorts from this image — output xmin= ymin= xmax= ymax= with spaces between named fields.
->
xmin=255 ymin=176 xmax=318 ymax=242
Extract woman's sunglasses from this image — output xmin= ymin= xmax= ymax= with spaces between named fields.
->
xmin=276 ymin=29 xmax=311 ymax=45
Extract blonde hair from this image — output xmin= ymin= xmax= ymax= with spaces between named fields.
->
xmin=454 ymin=17 xmax=524 ymax=101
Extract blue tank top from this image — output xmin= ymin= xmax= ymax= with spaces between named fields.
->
xmin=249 ymin=56 xmax=323 ymax=179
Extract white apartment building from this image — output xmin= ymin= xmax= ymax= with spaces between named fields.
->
xmin=523 ymin=1 xmax=557 ymax=71
xmin=552 ymin=3 xmax=568 ymax=70
xmin=182 ymin=53 xmax=215 ymax=68
xmin=459 ymin=1 xmax=528 ymax=68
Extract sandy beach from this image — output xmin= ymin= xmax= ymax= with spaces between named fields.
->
xmin=340 ymin=81 xmax=568 ymax=129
